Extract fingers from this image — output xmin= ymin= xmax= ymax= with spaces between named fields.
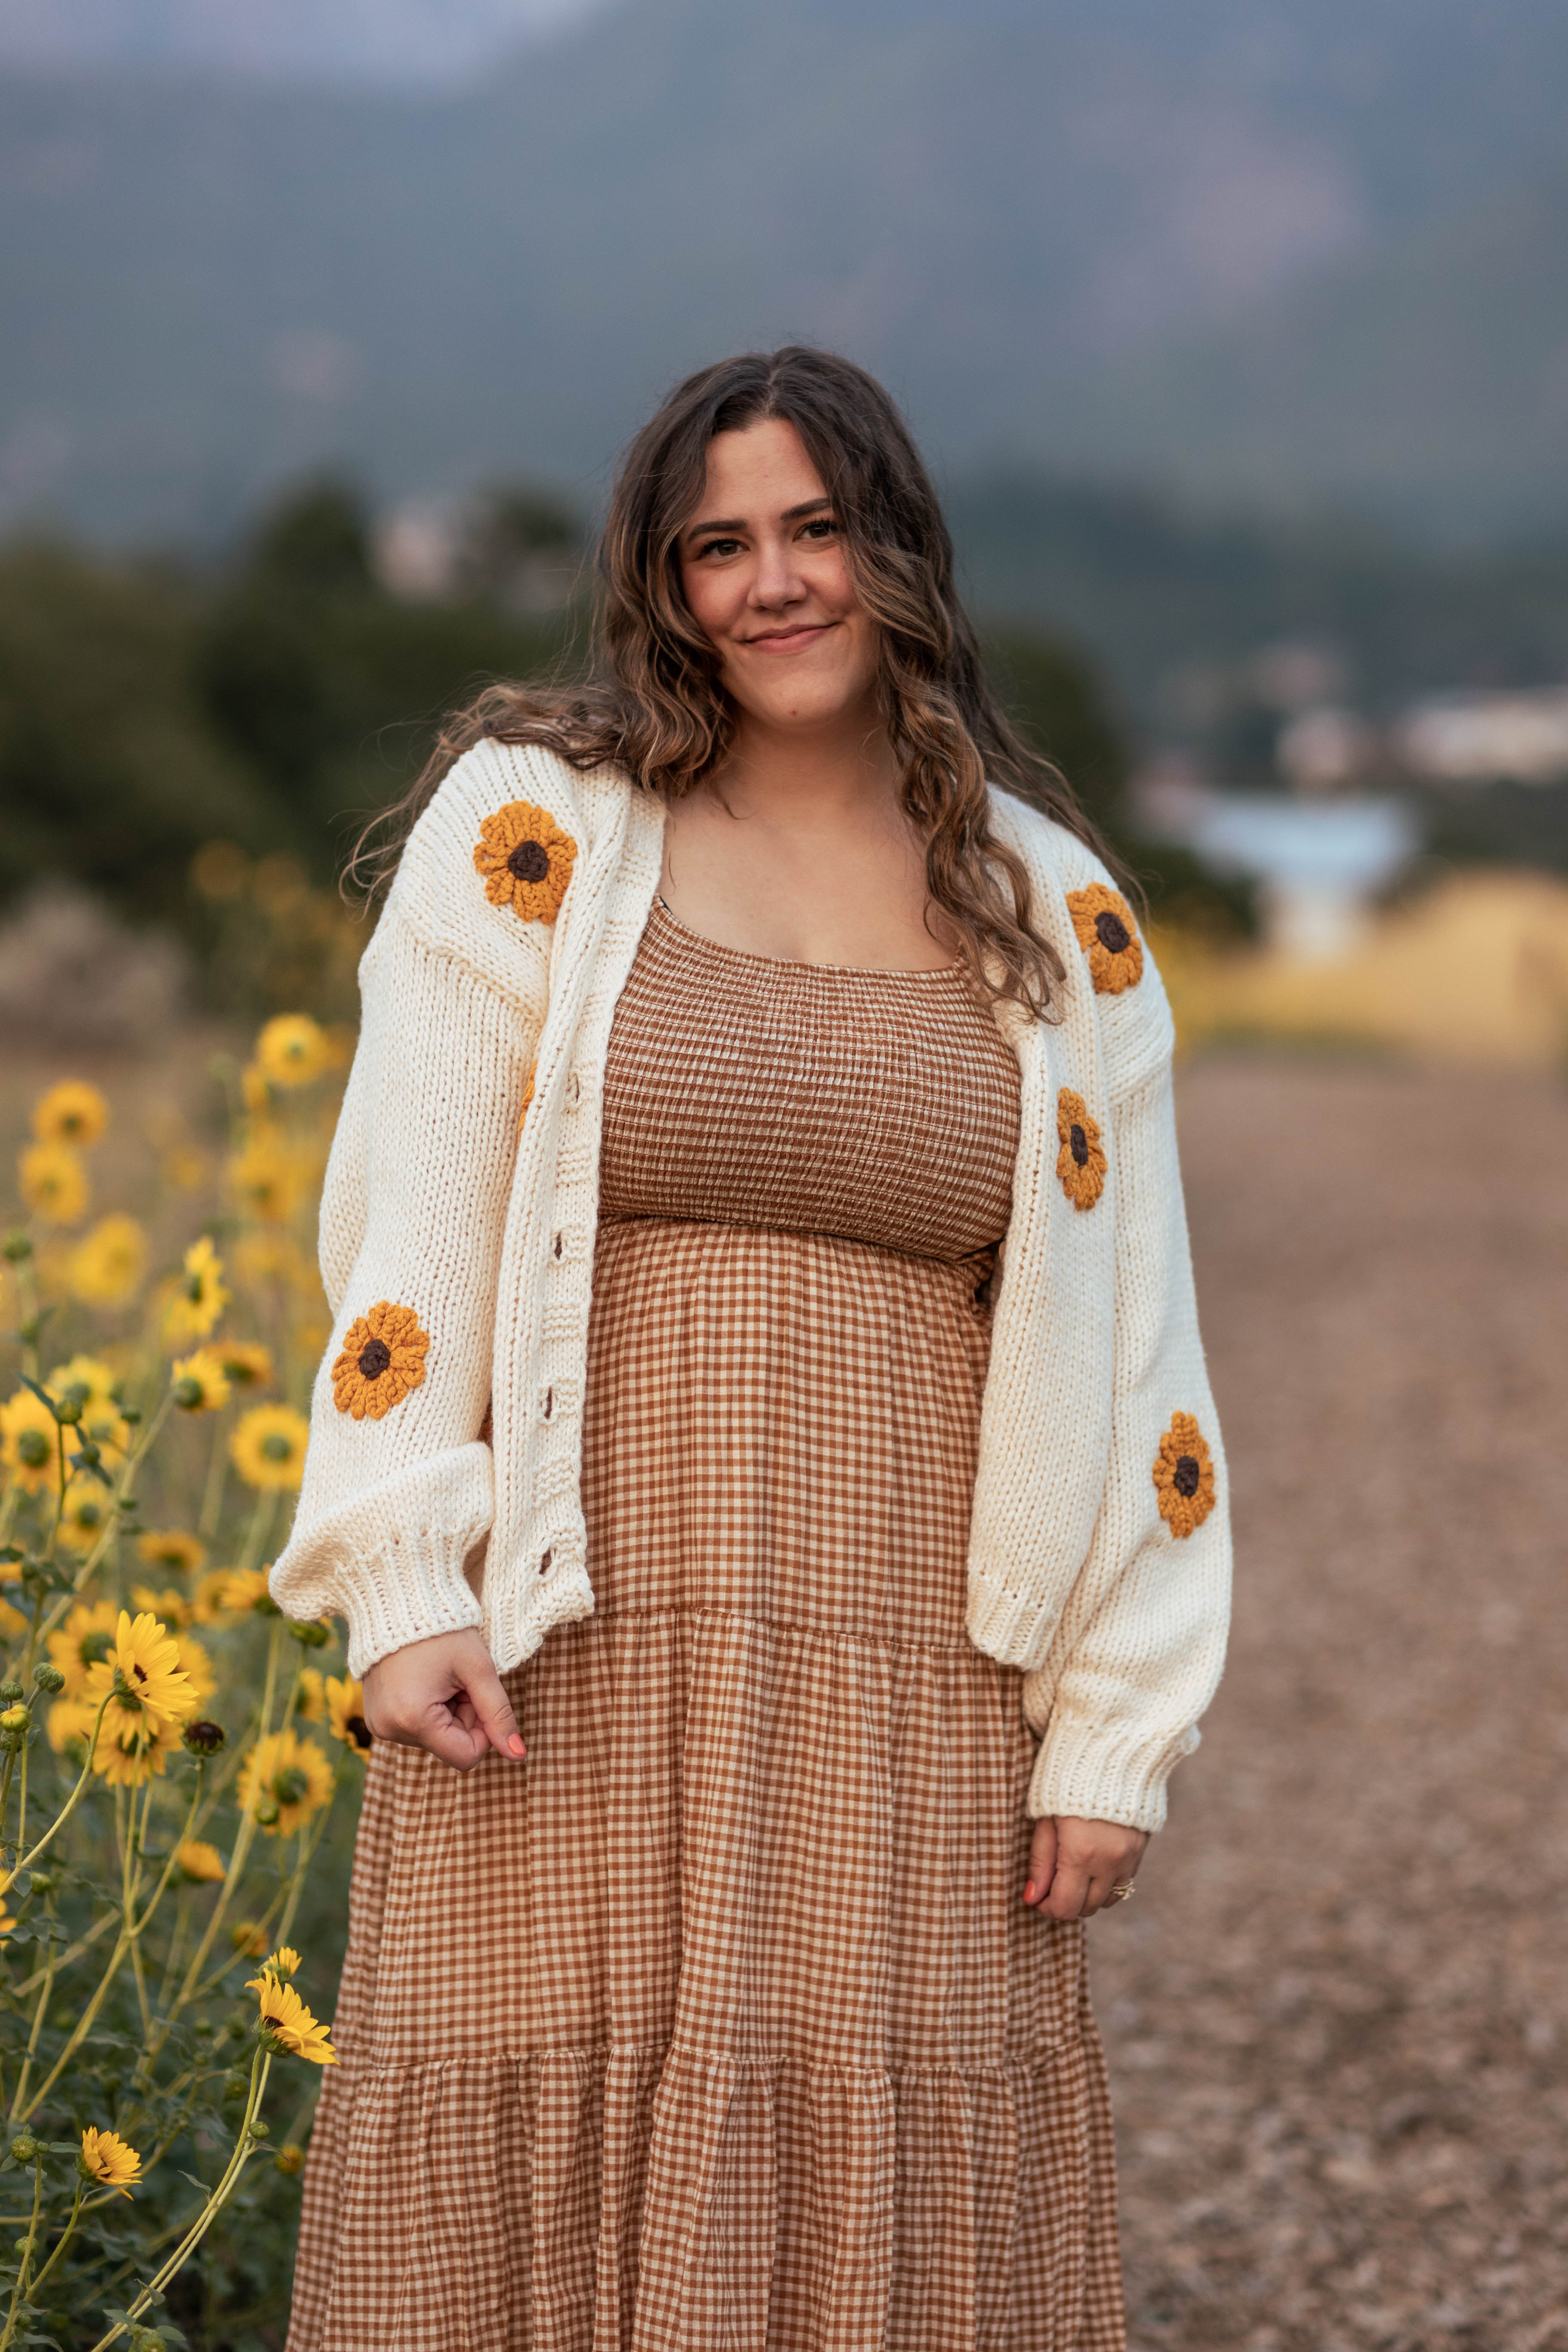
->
xmin=1024 ymin=1816 xmax=1149 ymax=1921
xmin=361 ymin=1631 xmax=527 ymax=1773
xmin=464 ymin=1651 xmax=527 ymax=1763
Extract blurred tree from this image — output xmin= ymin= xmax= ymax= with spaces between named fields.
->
xmin=195 ymin=478 xmax=576 ymax=872
xmin=0 ymin=540 xmax=270 ymax=920
xmin=983 ymin=625 xmax=1256 ymax=937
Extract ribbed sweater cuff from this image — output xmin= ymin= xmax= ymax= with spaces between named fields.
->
xmin=270 ymin=1445 xmax=493 ymax=1678
xmin=1026 ymin=1715 xmax=1200 ymax=1834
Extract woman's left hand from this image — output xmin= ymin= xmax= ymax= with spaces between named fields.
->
xmin=1023 ymin=1815 xmax=1148 ymax=1920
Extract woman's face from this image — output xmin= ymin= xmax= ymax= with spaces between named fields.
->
xmin=677 ymin=416 xmax=880 ymax=737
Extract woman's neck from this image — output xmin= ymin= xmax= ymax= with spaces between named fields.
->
xmin=712 ymin=698 xmax=903 ymax=827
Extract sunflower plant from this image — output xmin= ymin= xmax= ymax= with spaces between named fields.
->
xmin=0 ymin=1023 xmax=365 ymax=2347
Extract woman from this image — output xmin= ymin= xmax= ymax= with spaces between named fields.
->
xmin=274 ymin=346 xmax=1230 ymax=2351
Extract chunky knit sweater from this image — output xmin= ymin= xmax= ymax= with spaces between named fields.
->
xmin=271 ymin=739 xmax=1231 ymax=1832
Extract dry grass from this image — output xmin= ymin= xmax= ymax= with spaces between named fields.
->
xmin=1099 ymin=1053 xmax=1568 ymax=2352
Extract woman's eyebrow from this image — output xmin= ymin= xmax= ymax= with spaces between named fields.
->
xmin=683 ymin=496 xmax=834 ymax=541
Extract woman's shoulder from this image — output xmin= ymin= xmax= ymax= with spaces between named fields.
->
xmin=987 ymin=785 xmax=1176 ymax=1090
xmin=378 ymin=740 xmax=632 ymax=998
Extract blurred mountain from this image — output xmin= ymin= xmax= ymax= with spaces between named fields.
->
xmin=3 ymin=0 xmax=1568 ymax=540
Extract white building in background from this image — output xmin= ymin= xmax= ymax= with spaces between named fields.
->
xmin=1396 ymin=688 xmax=1568 ymax=786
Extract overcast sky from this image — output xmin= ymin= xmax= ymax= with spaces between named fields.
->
xmin=0 ymin=0 xmax=607 ymax=84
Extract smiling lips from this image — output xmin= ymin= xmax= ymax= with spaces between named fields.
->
xmin=741 ymin=622 xmax=835 ymax=653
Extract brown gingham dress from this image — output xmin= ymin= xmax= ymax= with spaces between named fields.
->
xmin=288 ymin=899 xmax=1125 ymax=2352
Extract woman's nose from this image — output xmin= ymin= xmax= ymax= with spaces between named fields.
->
xmin=749 ymin=533 xmax=805 ymax=608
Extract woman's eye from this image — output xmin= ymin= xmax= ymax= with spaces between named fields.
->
xmin=697 ymin=536 xmax=742 ymax=560
xmin=801 ymin=518 xmax=838 ymax=541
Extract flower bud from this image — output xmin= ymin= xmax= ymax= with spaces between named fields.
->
xmin=221 ymin=2069 xmax=249 ymax=2101
xmin=171 ymin=1377 xmax=204 ymax=1411
xmin=130 ymin=2333 xmax=166 ymax=2352
xmin=31 ymin=1663 xmax=64 ymax=1694
xmin=120 ymin=1406 xmax=142 ymax=1426
xmin=0 ymin=1706 xmax=32 ymax=1736
xmin=253 ymin=1796 xmax=282 ymax=1828
xmin=288 ymin=1618 xmax=331 ymax=1648
xmin=7 ymin=2136 xmax=38 ymax=2165
xmin=2 ymin=1232 xmax=33 ymax=1263
xmin=51 ymin=1396 xmax=82 ymax=1427
xmin=276 ymin=2142 xmax=306 ymax=2175
xmin=181 ymin=1719 xmax=226 ymax=1758
xmin=0 ymin=1682 xmax=22 ymax=1703
xmin=28 ymin=1870 xmax=57 ymax=1896
xmin=247 ymin=2117 xmax=270 ymax=2141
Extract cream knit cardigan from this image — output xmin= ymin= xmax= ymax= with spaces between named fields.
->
xmin=271 ymin=738 xmax=1231 ymax=1833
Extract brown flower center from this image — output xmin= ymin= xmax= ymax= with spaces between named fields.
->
xmin=357 ymin=1336 xmax=392 ymax=1381
xmin=507 ymin=839 xmax=551 ymax=884
xmin=1173 ymin=1453 xmax=1201 ymax=1498
xmin=346 ymin=1713 xmax=373 ymax=1751
xmin=1069 ymin=1122 xmax=1089 ymax=1167
xmin=1095 ymin=909 xmax=1131 ymax=956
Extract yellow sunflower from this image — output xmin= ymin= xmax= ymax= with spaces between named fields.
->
xmin=1152 ymin=1411 xmax=1218 ymax=1541
xmin=67 ymin=1214 xmax=148 ymax=1310
xmin=196 ymin=1565 xmax=273 ymax=1619
xmin=228 ymin=1138 xmax=302 ymax=1225
xmin=0 ymin=1387 xmax=60 ymax=1496
xmin=518 ymin=1060 xmax=537 ymax=1132
xmin=171 ymin=1350 xmax=231 ymax=1415
xmin=46 ymin=1697 xmax=98 ymax=1755
xmin=472 ymin=799 xmax=577 ymax=925
xmin=326 ymin=1674 xmax=373 ymax=1755
xmin=294 ymin=1668 xmax=325 ymax=1723
xmin=83 ymin=1609 xmax=200 ymax=1735
xmin=217 ymin=1341 xmax=273 ymax=1392
xmin=130 ymin=1584 xmax=193 ymax=1630
xmin=331 ymin=1302 xmax=429 ymax=1421
xmin=1054 ymin=1088 xmax=1108 ymax=1211
xmin=1066 ymin=884 xmax=1145 ymax=996
xmin=174 ymin=1632 xmax=216 ymax=1707
xmin=268 ymin=1945 xmax=302 ymax=1978
xmin=58 ymin=1475 xmax=113 ymax=1555
xmin=32 ymin=1080 xmax=108 ymax=1148
xmin=230 ymin=1405 xmax=309 ymax=1491
xmin=238 ymin=1728 xmax=334 ymax=1836
xmin=247 ymin=1965 xmax=337 ymax=2066
xmin=18 ymin=1142 xmax=89 ymax=1226
xmin=90 ymin=1706 xmax=185 ymax=1788
xmin=79 ymin=2126 xmax=141 ymax=2197
xmin=136 ymin=1527 xmax=207 ymax=1577
xmin=165 ymin=1235 xmax=229 ymax=1344
xmin=177 ymin=1839 xmax=227 ymax=1884
xmin=230 ymin=1920 xmax=270 ymax=1959
xmin=46 ymin=1600 xmax=119 ymax=1700
xmin=255 ymin=1014 xmax=333 ymax=1090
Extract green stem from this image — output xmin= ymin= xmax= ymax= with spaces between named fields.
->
xmin=167 ymin=1618 xmax=282 ymax=2020
xmin=9 ymin=1896 xmax=59 ymax=2124
xmin=27 ymin=1395 xmax=174 ymax=1674
xmin=197 ymin=1417 xmax=229 ymax=1541
xmin=0 ymin=2154 xmax=44 ymax=2352
xmin=236 ymin=1488 xmax=278 ymax=1577
xmin=20 ymin=2180 xmax=82 ymax=2309
xmin=85 ymin=2047 xmax=274 ymax=2352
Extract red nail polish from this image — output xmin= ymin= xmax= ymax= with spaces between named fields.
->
xmin=508 ymin=1734 xmax=526 ymax=1757
xmin=1023 ymin=1881 xmax=1036 ymax=1903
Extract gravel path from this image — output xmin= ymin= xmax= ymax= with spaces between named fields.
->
xmin=1096 ymin=1053 xmax=1568 ymax=2352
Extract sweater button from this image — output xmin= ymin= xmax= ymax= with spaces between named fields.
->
xmin=539 ymin=1548 xmax=553 ymax=1576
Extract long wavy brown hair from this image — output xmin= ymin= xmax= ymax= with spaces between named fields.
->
xmin=357 ymin=346 xmax=1109 ymax=1015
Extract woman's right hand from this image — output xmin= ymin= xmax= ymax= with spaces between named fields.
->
xmin=361 ymin=1629 xmax=526 ymax=1773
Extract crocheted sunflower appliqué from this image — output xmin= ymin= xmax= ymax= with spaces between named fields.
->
xmin=1055 ymin=1087 xmax=1107 ymax=1211
xmin=1152 ymin=1411 xmax=1216 ymax=1540
xmin=1067 ymin=884 xmax=1144 ymax=995
xmin=473 ymin=801 xmax=577 ymax=925
xmin=517 ymin=1060 xmax=536 ymax=1136
xmin=332 ymin=1303 xmax=430 ymax=1421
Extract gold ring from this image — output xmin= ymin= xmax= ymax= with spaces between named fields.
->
xmin=1105 ymin=1881 xmax=1136 ymax=1905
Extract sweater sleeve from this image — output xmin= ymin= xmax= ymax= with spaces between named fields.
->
xmin=269 ymin=900 xmax=542 ymax=1674
xmin=1020 ymin=1047 xmax=1232 ymax=1834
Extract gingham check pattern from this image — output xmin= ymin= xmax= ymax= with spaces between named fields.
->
xmin=288 ymin=909 xmax=1124 ymax=2351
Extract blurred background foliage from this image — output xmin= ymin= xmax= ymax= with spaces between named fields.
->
xmin=0 ymin=472 xmax=1255 ymax=1031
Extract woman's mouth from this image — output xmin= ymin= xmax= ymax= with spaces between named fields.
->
xmin=741 ymin=622 xmax=833 ymax=655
